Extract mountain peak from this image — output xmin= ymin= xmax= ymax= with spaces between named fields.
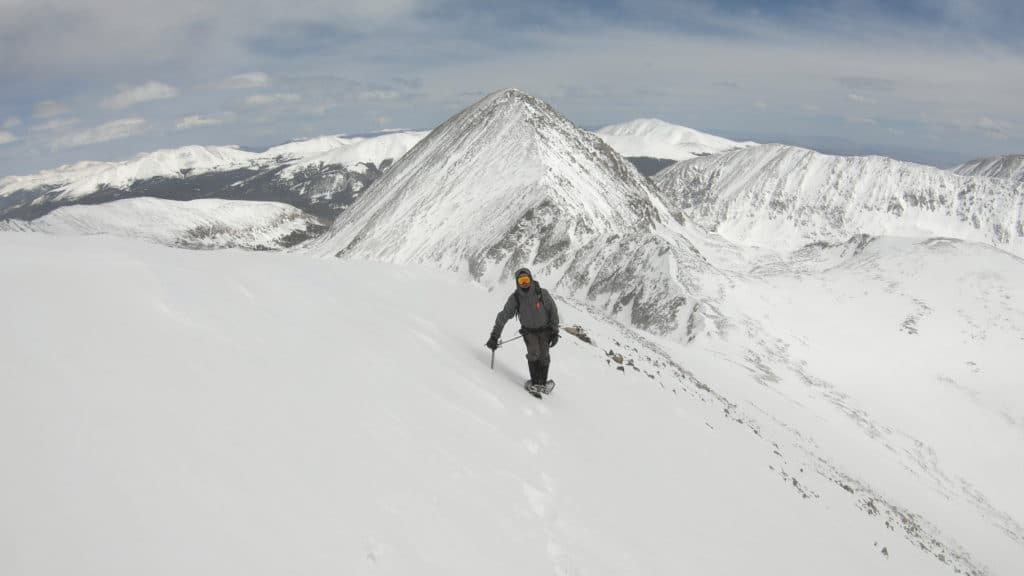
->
xmin=595 ymin=118 xmax=754 ymax=162
xmin=309 ymin=90 xmax=711 ymax=334
xmin=312 ymin=89 xmax=670 ymax=264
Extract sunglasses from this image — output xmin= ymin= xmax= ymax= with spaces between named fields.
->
xmin=517 ymin=276 xmax=531 ymax=287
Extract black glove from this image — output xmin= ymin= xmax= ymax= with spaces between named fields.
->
xmin=486 ymin=333 xmax=499 ymax=350
xmin=548 ymin=330 xmax=559 ymax=347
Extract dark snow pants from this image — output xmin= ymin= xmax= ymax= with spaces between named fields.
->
xmin=522 ymin=329 xmax=551 ymax=367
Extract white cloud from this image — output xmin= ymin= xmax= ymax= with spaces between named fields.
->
xmin=52 ymin=118 xmax=146 ymax=149
xmin=102 ymin=82 xmax=178 ymax=110
xmin=221 ymin=72 xmax=270 ymax=90
xmin=0 ymin=131 xmax=17 ymax=145
xmin=357 ymin=90 xmax=401 ymax=101
xmin=245 ymin=93 xmax=301 ymax=107
xmin=176 ymin=114 xmax=229 ymax=130
xmin=3 ymin=116 xmax=22 ymax=129
xmin=847 ymin=93 xmax=878 ymax=105
xmin=30 ymin=117 xmax=80 ymax=132
xmin=33 ymin=100 xmax=69 ymax=119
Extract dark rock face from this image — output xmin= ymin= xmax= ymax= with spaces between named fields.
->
xmin=626 ymin=156 xmax=676 ymax=177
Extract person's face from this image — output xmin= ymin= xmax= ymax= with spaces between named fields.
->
xmin=517 ymin=275 xmax=531 ymax=289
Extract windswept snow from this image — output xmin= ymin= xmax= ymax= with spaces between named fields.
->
xmin=697 ymin=235 xmax=1024 ymax=576
xmin=655 ymin=143 xmax=1024 ymax=255
xmin=0 ymin=197 xmax=323 ymax=249
xmin=595 ymin=118 xmax=755 ymax=162
xmin=6 ymin=231 xmax=1016 ymax=576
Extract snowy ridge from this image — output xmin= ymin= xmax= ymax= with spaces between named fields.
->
xmin=309 ymin=89 xmax=718 ymax=333
xmin=277 ymin=131 xmax=428 ymax=178
xmin=595 ymin=118 xmax=755 ymax=162
xmin=0 ymin=145 xmax=258 ymax=200
xmin=1 ymin=197 xmax=324 ymax=249
xmin=954 ymin=154 xmax=1024 ymax=183
xmin=0 ymin=131 xmax=428 ymax=221
xmin=655 ymin=143 xmax=1024 ymax=255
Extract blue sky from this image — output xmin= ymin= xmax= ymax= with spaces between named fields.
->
xmin=1 ymin=0 xmax=1022 ymax=176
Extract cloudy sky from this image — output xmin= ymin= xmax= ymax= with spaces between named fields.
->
xmin=1 ymin=0 xmax=1022 ymax=176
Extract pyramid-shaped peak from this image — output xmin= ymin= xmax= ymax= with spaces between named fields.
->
xmin=312 ymin=87 xmax=670 ymax=258
xmin=307 ymin=89 xmax=712 ymax=333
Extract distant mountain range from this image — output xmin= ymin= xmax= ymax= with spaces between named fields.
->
xmin=656 ymin=143 xmax=1024 ymax=256
xmin=0 ymin=117 xmax=753 ymax=222
xmin=2 ymin=93 xmax=1022 ymax=262
xmin=0 ymin=132 xmax=427 ymax=221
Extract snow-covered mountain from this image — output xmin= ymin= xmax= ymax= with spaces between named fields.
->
xmin=0 ymin=131 xmax=428 ymax=221
xmin=0 ymin=197 xmax=324 ymax=249
xmin=3 ymin=231 xmax=1021 ymax=575
xmin=595 ymin=118 xmax=754 ymax=174
xmin=655 ymin=143 xmax=1024 ymax=255
xmin=954 ymin=154 xmax=1024 ymax=183
xmin=4 ymin=87 xmax=1023 ymax=575
xmin=309 ymin=89 xmax=719 ymax=334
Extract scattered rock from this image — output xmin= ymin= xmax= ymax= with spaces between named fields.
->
xmin=564 ymin=325 xmax=592 ymax=344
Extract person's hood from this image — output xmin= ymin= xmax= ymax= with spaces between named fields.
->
xmin=514 ymin=267 xmax=533 ymax=284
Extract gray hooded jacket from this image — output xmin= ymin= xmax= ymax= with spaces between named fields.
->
xmin=492 ymin=272 xmax=559 ymax=337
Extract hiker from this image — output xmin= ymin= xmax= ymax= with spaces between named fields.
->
xmin=486 ymin=268 xmax=560 ymax=394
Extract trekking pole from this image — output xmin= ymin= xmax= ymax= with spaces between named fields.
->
xmin=490 ymin=348 xmax=495 ymax=370
xmin=500 ymin=334 xmax=524 ymax=345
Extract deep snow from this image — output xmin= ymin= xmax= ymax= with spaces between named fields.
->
xmin=2 ymin=231 xmax=1022 ymax=575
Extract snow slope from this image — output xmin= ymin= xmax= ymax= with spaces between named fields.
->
xmin=655 ymin=143 xmax=1024 ymax=255
xmin=595 ymin=118 xmax=755 ymax=162
xmin=310 ymin=89 xmax=719 ymax=334
xmin=3 ymin=230 xmax=1011 ymax=576
xmin=954 ymin=154 xmax=1024 ymax=183
xmin=695 ymin=235 xmax=1024 ymax=576
xmin=0 ymin=197 xmax=323 ymax=249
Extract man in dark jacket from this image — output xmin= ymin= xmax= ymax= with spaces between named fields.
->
xmin=486 ymin=267 xmax=560 ymax=393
